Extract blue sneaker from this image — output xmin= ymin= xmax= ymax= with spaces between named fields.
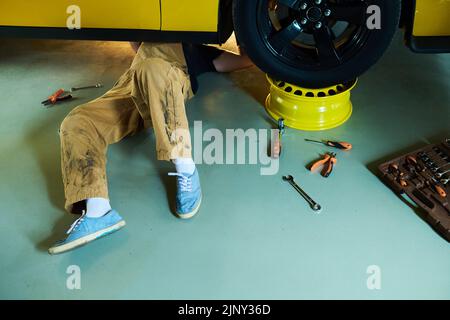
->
xmin=168 ymin=169 xmax=202 ymax=219
xmin=48 ymin=210 xmax=126 ymax=255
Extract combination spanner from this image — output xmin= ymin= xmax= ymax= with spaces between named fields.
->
xmin=283 ymin=175 xmax=322 ymax=212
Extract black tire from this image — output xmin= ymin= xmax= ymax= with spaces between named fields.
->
xmin=233 ymin=0 xmax=401 ymax=88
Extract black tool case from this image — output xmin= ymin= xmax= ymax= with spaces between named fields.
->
xmin=378 ymin=139 xmax=450 ymax=242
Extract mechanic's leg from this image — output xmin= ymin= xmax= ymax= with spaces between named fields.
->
xmin=60 ymin=95 xmax=143 ymax=214
xmin=49 ymin=94 xmax=143 ymax=255
xmin=131 ymin=58 xmax=193 ymax=162
xmin=130 ymin=57 xmax=201 ymax=218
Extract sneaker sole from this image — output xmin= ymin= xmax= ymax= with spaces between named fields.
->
xmin=176 ymin=196 xmax=202 ymax=220
xmin=48 ymin=220 xmax=126 ymax=255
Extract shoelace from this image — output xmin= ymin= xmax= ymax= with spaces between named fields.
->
xmin=168 ymin=172 xmax=193 ymax=192
xmin=67 ymin=211 xmax=86 ymax=235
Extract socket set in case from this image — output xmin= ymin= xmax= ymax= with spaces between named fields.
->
xmin=378 ymin=139 xmax=450 ymax=241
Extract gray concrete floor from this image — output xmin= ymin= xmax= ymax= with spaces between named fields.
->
xmin=0 ymin=32 xmax=449 ymax=299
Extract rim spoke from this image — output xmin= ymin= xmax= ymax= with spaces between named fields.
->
xmin=277 ymin=0 xmax=300 ymax=10
xmin=269 ymin=20 xmax=303 ymax=51
xmin=328 ymin=2 xmax=367 ymax=25
xmin=313 ymin=26 xmax=341 ymax=65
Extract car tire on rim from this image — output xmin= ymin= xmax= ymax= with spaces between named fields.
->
xmin=233 ymin=0 xmax=401 ymax=88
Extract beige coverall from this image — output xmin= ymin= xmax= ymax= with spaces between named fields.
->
xmin=60 ymin=43 xmax=194 ymax=213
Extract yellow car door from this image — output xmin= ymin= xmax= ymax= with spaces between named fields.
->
xmin=0 ymin=0 xmax=160 ymax=30
xmin=413 ymin=0 xmax=450 ymax=37
xmin=161 ymin=0 xmax=220 ymax=32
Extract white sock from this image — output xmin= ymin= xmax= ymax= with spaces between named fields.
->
xmin=173 ymin=158 xmax=196 ymax=175
xmin=86 ymin=198 xmax=112 ymax=218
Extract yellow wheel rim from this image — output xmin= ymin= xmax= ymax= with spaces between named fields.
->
xmin=265 ymin=75 xmax=357 ymax=131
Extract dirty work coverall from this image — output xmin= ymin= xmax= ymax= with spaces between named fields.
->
xmin=59 ymin=43 xmax=219 ymax=213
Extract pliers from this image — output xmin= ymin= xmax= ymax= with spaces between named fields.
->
xmin=310 ymin=152 xmax=337 ymax=178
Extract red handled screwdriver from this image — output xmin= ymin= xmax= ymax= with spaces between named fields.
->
xmin=41 ymin=88 xmax=65 ymax=105
xmin=305 ymin=139 xmax=353 ymax=151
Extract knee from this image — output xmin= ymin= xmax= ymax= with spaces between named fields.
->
xmin=59 ymin=108 xmax=88 ymax=137
xmin=133 ymin=58 xmax=171 ymax=82
xmin=137 ymin=57 xmax=169 ymax=70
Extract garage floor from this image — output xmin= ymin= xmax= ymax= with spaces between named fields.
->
xmin=0 ymin=33 xmax=449 ymax=300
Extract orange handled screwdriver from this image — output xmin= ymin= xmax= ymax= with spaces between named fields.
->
xmin=388 ymin=163 xmax=408 ymax=187
xmin=42 ymin=88 xmax=65 ymax=105
xmin=423 ymin=172 xmax=447 ymax=198
xmin=434 ymin=185 xmax=447 ymax=198
xmin=43 ymin=94 xmax=73 ymax=107
xmin=305 ymin=139 xmax=353 ymax=151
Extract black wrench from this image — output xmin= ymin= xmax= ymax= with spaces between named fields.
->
xmin=283 ymin=175 xmax=322 ymax=212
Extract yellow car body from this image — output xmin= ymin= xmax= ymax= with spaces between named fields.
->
xmin=0 ymin=0 xmax=220 ymax=32
xmin=0 ymin=0 xmax=448 ymax=86
xmin=412 ymin=0 xmax=450 ymax=37
xmin=1 ymin=0 xmax=449 ymax=36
